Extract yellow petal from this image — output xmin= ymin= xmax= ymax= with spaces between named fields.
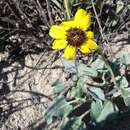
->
xmin=79 ymin=39 xmax=98 ymax=54
xmin=64 ymin=45 xmax=76 ymax=60
xmin=61 ymin=20 xmax=76 ymax=30
xmin=79 ymin=42 xmax=91 ymax=54
xmin=86 ymin=39 xmax=98 ymax=51
xmin=86 ymin=31 xmax=94 ymax=39
xmin=74 ymin=9 xmax=91 ymax=30
xmin=52 ymin=39 xmax=67 ymax=50
xmin=49 ymin=25 xmax=66 ymax=39
xmin=74 ymin=9 xmax=88 ymax=21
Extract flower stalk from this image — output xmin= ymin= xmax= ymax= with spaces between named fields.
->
xmin=98 ymin=48 xmax=118 ymax=89
xmin=64 ymin=0 xmax=71 ymax=20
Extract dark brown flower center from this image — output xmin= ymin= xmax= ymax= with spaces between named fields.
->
xmin=66 ymin=28 xmax=86 ymax=47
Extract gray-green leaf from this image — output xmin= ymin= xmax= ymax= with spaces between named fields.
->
xmin=51 ymin=80 xmax=64 ymax=93
xmin=121 ymin=88 xmax=130 ymax=107
xmin=117 ymin=76 xmax=130 ymax=107
xmin=62 ymin=59 xmax=77 ymax=73
xmin=91 ymin=58 xmax=106 ymax=71
xmin=120 ymin=53 xmax=130 ymax=66
xmin=97 ymin=101 xmax=118 ymax=122
xmin=78 ymin=64 xmax=98 ymax=77
xmin=91 ymin=99 xmax=103 ymax=121
xmin=117 ymin=76 xmax=129 ymax=88
xmin=91 ymin=100 xmax=118 ymax=123
xmin=88 ymin=87 xmax=105 ymax=101
xmin=70 ymin=76 xmax=88 ymax=99
xmin=44 ymin=96 xmax=73 ymax=124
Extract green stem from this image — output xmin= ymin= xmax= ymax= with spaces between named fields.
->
xmin=75 ymin=50 xmax=79 ymax=75
xmin=64 ymin=0 xmax=71 ymax=20
xmin=68 ymin=99 xmax=79 ymax=104
xmin=98 ymin=48 xmax=118 ymax=88
xmin=80 ymin=110 xmax=90 ymax=119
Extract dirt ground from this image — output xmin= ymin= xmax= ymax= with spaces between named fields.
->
xmin=0 ymin=51 xmax=70 ymax=130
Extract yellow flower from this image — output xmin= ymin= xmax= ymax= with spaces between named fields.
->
xmin=49 ymin=8 xmax=98 ymax=60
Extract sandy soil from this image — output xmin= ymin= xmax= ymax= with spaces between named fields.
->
xmin=0 ymin=51 xmax=69 ymax=130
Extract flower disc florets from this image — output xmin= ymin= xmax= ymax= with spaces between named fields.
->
xmin=66 ymin=28 xmax=86 ymax=47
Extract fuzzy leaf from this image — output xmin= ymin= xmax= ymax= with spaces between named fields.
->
xmin=51 ymin=80 xmax=64 ymax=93
xmin=88 ymin=87 xmax=105 ymax=101
xmin=117 ymin=76 xmax=129 ymax=88
xmin=97 ymin=101 xmax=118 ymax=122
xmin=121 ymin=88 xmax=130 ymax=107
xmin=123 ymin=97 xmax=130 ymax=107
xmin=91 ymin=58 xmax=105 ymax=70
xmin=70 ymin=76 xmax=88 ymax=99
xmin=62 ymin=59 xmax=77 ymax=73
xmin=91 ymin=100 xmax=103 ymax=121
xmin=120 ymin=53 xmax=130 ymax=66
xmin=78 ymin=64 xmax=98 ymax=77
xmin=117 ymin=76 xmax=130 ymax=107
xmin=91 ymin=58 xmax=108 ymax=74
xmin=44 ymin=96 xmax=73 ymax=124
xmin=91 ymin=100 xmax=118 ymax=123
